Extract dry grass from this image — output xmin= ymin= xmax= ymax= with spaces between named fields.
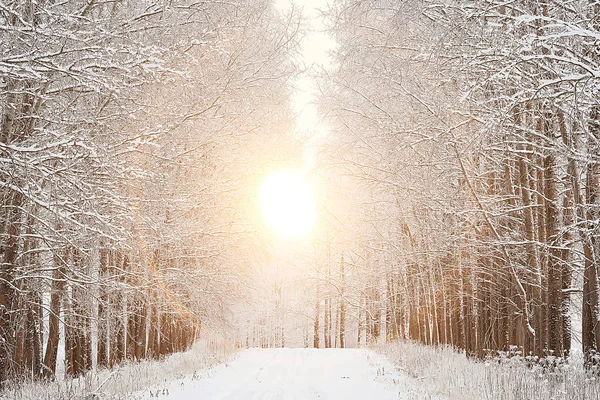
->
xmin=0 ymin=335 xmax=236 ymax=400
xmin=377 ymin=341 xmax=600 ymax=400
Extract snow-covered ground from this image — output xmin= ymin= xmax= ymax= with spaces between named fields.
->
xmin=137 ymin=348 xmax=445 ymax=400
xmin=0 ymin=338 xmax=235 ymax=400
xmin=5 ymin=341 xmax=600 ymax=399
xmin=379 ymin=341 xmax=600 ymax=400
xmin=134 ymin=343 xmax=600 ymax=400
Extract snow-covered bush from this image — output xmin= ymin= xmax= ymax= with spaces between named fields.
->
xmin=378 ymin=341 xmax=600 ymax=400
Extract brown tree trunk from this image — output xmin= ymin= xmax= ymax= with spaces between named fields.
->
xmin=461 ymin=261 xmax=476 ymax=357
xmin=64 ymin=291 xmax=75 ymax=376
xmin=357 ymin=292 xmax=363 ymax=346
xmin=313 ymin=280 xmax=320 ymax=348
xmin=534 ymin=145 xmax=547 ymax=358
xmin=543 ymin=114 xmax=564 ymax=357
xmin=0 ymin=190 xmax=23 ymax=383
xmin=97 ymin=246 xmax=108 ymax=368
xmin=135 ymin=300 xmax=146 ymax=360
xmin=558 ymin=109 xmax=574 ymax=358
xmin=323 ymin=259 xmax=331 ymax=348
xmin=42 ymin=251 xmax=68 ymax=379
xmin=516 ymin=109 xmax=540 ymax=356
xmin=386 ymin=275 xmax=395 ymax=342
xmin=323 ymin=295 xmax=329 ymax=348
xmin=582 ymin=105 xmax=600 ymax=366
xmin=339 ymin=253 xmax=346 ymax=348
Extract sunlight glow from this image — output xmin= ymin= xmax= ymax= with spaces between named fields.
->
xmin=260 ymin=170 xmax=317 ymax=238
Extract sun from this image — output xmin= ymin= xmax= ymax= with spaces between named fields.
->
xmin=260 ymin=170 xmax=317 ymax=237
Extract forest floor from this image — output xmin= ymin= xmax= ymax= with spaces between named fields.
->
xmin=0 ymin=338 xmax=234 ymax=400
xmin=4 ymin=341 xmax=600 ymax=399
xmin=379 ymin=341 xmax=600 ymax=400
xmin=135 ymin=348 xmax=443 ymax=400
xmin=134 ymin=342 xmax=600 ymax=400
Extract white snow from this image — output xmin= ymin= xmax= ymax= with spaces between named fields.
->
xmin=137 ymin=348 xmax=445 ymax=400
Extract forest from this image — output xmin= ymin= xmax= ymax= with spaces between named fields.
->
xmin=1 ymin=0 xmax=600 ymax=391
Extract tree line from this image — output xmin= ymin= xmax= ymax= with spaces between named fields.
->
xmin=0 ymin=0 xmax=297 ymax=384
xmin=316 ymin=0 xmax=600 ymax=368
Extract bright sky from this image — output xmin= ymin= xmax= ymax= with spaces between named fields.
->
xmin=256 ymin=1 xmax=336 ymax=240
xmin=274 ymin=0 xmax=337 ymax=139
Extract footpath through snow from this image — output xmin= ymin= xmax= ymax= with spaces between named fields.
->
xmin=138 ymin=348 xmax=445 ymax=399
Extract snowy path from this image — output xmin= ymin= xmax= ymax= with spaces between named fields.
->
xmin=139 ymin=348 xmax=443 ymax=400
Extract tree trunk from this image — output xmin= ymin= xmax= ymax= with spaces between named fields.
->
xmin=582 ymin=105 xmax=600 ymax=366
xmin=313 ymin=280 xmax=320 ymax=348
xmin=42 ymin=252 xmax=68 ymax=379
xmin=543 ymin=114 xmax=563 ymax=357
xmin=0 ymin=190 xmax=23 ymax=383
xmin=339 ymin=254 xmax=346 ymax=348
xmin=558 ymin=109 xmax=574 ymax=358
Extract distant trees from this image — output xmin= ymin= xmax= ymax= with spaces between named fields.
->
xmin=319 ymin=0 xmax=600 ymax=367
xmin=1 ymin=0 xmax=297 ymax=384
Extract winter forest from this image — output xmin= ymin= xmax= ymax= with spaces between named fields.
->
xmin=1 ymin=0 xmax=600 ymax=399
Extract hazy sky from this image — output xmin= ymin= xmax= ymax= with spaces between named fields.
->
xmin=275 ymin=0 xmax=337 ymax=145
